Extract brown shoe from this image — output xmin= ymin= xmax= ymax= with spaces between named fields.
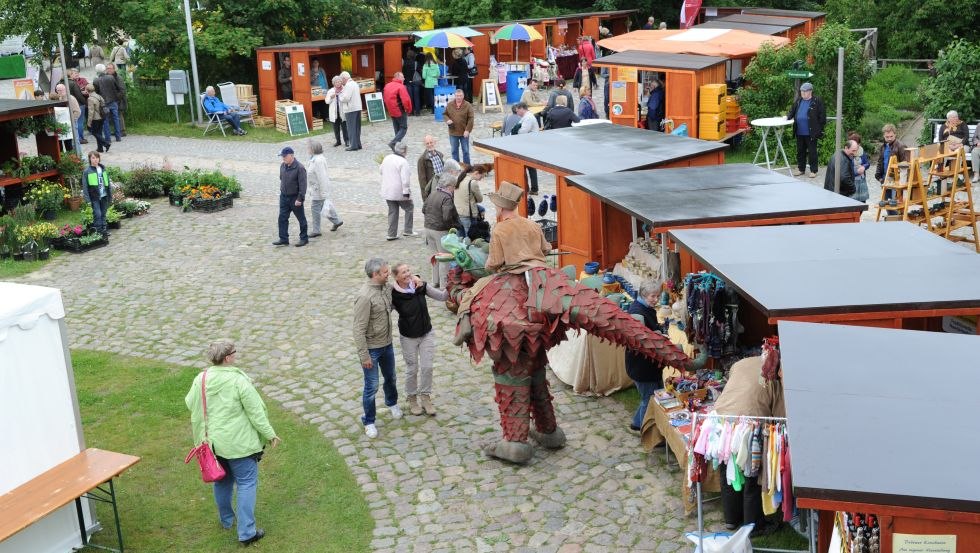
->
xmin=407 ymin=395 xmax=423 ymax=416
xmin=420 ymin=394 xmax=436 ymax=416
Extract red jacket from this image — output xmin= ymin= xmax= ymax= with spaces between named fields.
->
xmin=383 ymin=80 xmax=412 ymax=118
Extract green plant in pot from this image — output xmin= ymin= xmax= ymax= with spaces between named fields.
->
xmin=19 ymin=222 xmax=57 ymax=259
xmin=57 ymin=153 xmax=85 ymax=209
xmin=0 ymin=214 xmax=17 ymax=259
xmin=106 ymin=205 xmax=122 ymax=228
xmin=24 ymin=180 xmax=65 ymax=220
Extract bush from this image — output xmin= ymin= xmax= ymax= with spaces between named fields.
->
xmin=127 ymin=85 xmax=175 ymax=126
xmin=122 ymin=164 xmax=166 ymax=198
xmin=920 ymin=39 xmax=980 ymax=144
xmin=863 ymin=66 xmax=924 ymax=113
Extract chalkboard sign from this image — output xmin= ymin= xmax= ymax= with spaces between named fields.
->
xmin=365 ymin=92 xmax=386 ymax=123
xmin=481 ymin=80 xmax=503 ymax=114
xmin=284 ymin=104 xmax=309 ymax=136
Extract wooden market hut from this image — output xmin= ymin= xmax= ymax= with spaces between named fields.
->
xmin=740 ymin=8 xmax=826 ymax=36
xmin=565 ymin=164 xmax=867 ymax=274
xmin=592 ymin=51 xmax=727 ymax=135
xmin=667 ymin=221 xmax=980 ymax=336
xmin=716 ymin=14 xmax=808 ymax=41
xmin=473 ymin=124 xmax=727 ymax=270
xmin=779 ymin=322 xmax=980 ymax=552
xmin=256 ymin=38 xmax=386 ymax=126
xmin=0 ymin=99 xmax=64 ymax=211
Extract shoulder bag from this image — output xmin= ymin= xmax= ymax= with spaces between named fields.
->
xmin=184 ymin=370 xmax=227 ymax=483
xmin=465 ymin=180 xmax=491 ymax=241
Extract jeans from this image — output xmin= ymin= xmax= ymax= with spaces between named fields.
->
xmin=459 ymin=215 xmax=474 ymax=237
xmin=103 ymin=101 xmax=121 ymax=142
xmin=213 ymin=456 xmax=259 ymax=542
xmin=390 ymin=114 xmax=408 ymax=146
xmin=407 ymin=83 xmax=422 ymax=115
xmin=362 ymin=344 xmax=398 ymax=425
xmin=278 ymin=193 xmax=308 ymax=242
xmin=386 ymin=199 xmax=414 ymax=238
xmin=527 ymin=167 xmax=538 ymax=192
xmin=219 ymin=112 xmax=242 ymax=132
xmin=795 ymin=134 xmax=819 ymax=174
xmin=449 ymin=135 xmax=470 ymax=165
xmin=90 ymin=195 xmax=109 ymax=233
xmin=89 ymin=120 xmax=108 ymax=151
xmin=400 ymin=331 xmax=435 ymax=395
xmin=631 ymin=380 xmax=657 ymax=429
xmin=332 ymin=115 xmax=348 ymax=146
xmin=345 ymin=111 xmax=362 ymax=149
xmin=76 ymin=105 xmax=86 ymax=140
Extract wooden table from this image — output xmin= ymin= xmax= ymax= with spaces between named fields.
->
xmin=0 ymin=448 xmax=141 ymax=552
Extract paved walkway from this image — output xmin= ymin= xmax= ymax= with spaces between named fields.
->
xmin=13 ymin=105 xmax=726 ymax=552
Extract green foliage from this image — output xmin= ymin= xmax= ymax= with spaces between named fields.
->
xmin=863 ymin=66 xmax=924 ymax=113
xmin=105 ymin=205 xmax=122 ymax=224
xmin=825 ymin=0 xmax=980 ymax=59
xmin=920 ymin=39 xmax=980 ymax=143
xmin=24 ymin=180 xmax=65 ymax=214
xmin=123 ymin=164 xmax=167 ymax=198
xmin=740 ymin=24 xmax=871 ymax=163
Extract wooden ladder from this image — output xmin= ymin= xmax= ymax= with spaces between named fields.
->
xmin=929 ymin=147 xmax=979 ymax=251
xmin=874 ymin=148 xmax=934 ymax=232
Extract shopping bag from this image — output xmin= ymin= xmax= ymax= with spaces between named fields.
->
xmin=685 ymin=524 xmax=753 ymax=553
xmin=852 ymin=175 xmax=869 ymax=202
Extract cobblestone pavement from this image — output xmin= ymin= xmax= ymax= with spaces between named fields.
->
xmin=16 ymin=98 xmax=975 ymax=552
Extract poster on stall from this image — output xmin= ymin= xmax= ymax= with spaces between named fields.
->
xmin=610 ymin=81 xmax=627 ymax=102
xmin=13 ymin=78 xmax=34 ymax=99
xmin=892 ymin=534 xmax=955 ymax=553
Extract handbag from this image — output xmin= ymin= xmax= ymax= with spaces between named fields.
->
xmin=184 ymin=370 xmax=226 ymax=483
xmin=464 ymin=180 xmax=491 ymax=241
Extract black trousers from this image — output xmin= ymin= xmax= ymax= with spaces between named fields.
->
xmin=277 ymin=193 xmax=308 ymax=242
xmin=720 ymin=462 xmax=765 ymax=528
xmin=332 ymin=115 xmax=348 ymax=146
xmin=796 ymin=134 xmax=819 ymax=173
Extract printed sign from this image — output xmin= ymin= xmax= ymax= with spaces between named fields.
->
xmin=13 ymin=78 xmax=34 ymax=100
xmin=284 ymin=104 xmax=309 ymax=136
xmin=365 ymin=92 xmax=386 ymax=123
xmin=610 ymin=81 xmax=628 ymax=102
xmin=892 ymin=534 xmax=955 ymax=553
xmin=261 ymin=60 xmax=272 ymax=71
xmin=618 ymin=67 xmax=637 ymax=81
xmin=482 ymin=81 xmax=499 ymax=107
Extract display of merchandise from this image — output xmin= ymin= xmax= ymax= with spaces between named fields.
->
xmin=613 ymin=237 xmax=663 ymax=291
xmin=836 ymin=512 xmax=880 ymax=553
xmin=684 ymin=272 xmax=741 ymax=358
xmin=689 ymin=416 xmax=794 ymax=522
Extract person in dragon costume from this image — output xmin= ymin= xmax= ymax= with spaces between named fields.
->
xmin=443 ymin=181 xmax=692 ymax=464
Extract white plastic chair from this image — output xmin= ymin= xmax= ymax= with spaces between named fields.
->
xmin=201 ymin=94 xmax=229 ymax=136
xmin=217 ymin=81 xmax=255 ymax=127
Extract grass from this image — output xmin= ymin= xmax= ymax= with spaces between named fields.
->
xmin=127 ymin=120 xmax=335 ymax=143
xmin=0 ymin=209 xmax=84 ymax=279
xmin=73 ymin=350 xmax=372 ymax=553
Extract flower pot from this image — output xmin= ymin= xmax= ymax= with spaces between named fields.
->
xmin=38 ymin=248 xmax=50 ymax=260
xmin=108 ymin=221 xmax=121 ymax=229
xmin=22 ymin=251 xmax=36 ymax=262
xmin=13 ymin=251 xmax=23 ymax=261
xmin=65 ymin=196 xmax=83 ymax=211
xmin=42 ymin=209 xmax=57 ymax=220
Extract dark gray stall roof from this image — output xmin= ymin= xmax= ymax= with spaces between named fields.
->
xmin=741 ymin=8 xmax=825 ymax=19
xmin=565 ymin=164 xmax=866 ymax=230
xmin=593 ymin=51 xmax=727 ymax=71
xmin=0 ymin=99 xmax=60 ymax=119
xmin=668 ymin=222 xmax=980 ymax=318
xmin=257 ymin=38 xmax=381 ymax=51
xmin=694 ymin=20 xmax=789 ymax=36
xmin=719 ymin=14 xmax=808 ymax=28
xmin=779 ymin=321 xmax=980 ymax=513
xmin=474 ymin=124 xmax=727 ymax=175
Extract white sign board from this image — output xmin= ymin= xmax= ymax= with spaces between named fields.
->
xmin=165 ymin=80 xmax=186 ymax=106
xmin=261 ymin=60 xmax=272 ymax=71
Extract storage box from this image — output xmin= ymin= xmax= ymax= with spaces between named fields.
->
xmin=723 ymin=95 xmax=740 ymax=117
xmin=699 ymin=83 xmax=726 ymax=113
xmin=699 ymin=113 xmax=725 ymax=140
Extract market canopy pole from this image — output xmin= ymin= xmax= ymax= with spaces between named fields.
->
xmin=182 ymin=0 xmax=203 ymax=124
xmin=56 ymin=32 xmax=81 ymax=158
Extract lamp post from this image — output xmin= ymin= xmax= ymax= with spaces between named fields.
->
xmin=182 ymin=0 xmax=203 ymax=124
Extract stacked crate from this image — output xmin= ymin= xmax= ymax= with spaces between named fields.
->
xmin=311 ymin=117 xmax=324 ymax=131
xmin=275 ymin=100 xmax=299 ymax=133
xmin=236 ymin=84 xmax=257 ymax=115
xmin=723 ymin=95 xmax=741 ymax=133
xmin=698 ymin=83 xmax=726 ymax=141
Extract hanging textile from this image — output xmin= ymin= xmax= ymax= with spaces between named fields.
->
xmin=683 ymin=272 xmax=740 ymax=358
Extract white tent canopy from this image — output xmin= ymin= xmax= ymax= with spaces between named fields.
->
xmin=413 ymin=26 xmax=484 ymax=38
xmin=0 ymin=283 xmax=94 ymax=553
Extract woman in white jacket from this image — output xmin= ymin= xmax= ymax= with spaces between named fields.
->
xmin=324 ymin=76 xmax=348 ymax=147
xmin=306 ymin=141 xmax=343 ymax=236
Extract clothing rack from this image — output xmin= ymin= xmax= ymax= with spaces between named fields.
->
xmin=688 ymin=412 xmax=813 ymax=553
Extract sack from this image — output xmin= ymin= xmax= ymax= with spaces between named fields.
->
xmin=184 ymin=442 xmax=226 ymax=483
xmin=184 ymin=369 xmax=226 ymax=483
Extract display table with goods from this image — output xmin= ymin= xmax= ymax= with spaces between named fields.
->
xmin=778 ymin=321 xmax=980 ymax=552
xmin=474 ymin=124 xmax=727 ymax=270
xmin=0 ymin=99 xmax=66 ymax=212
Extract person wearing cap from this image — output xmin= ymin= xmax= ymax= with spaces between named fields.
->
xmin=786 ymin=82 xmax=826 ymax=178
xmin=272 ymin=147 xmax=309 ymax=247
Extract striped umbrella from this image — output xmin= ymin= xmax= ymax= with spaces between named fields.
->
xmin=494 ymin=23 xmax=543 ymax=42
xmin=414 ymin=31 xmax=474 ymax=49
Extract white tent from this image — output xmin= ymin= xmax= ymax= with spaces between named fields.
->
xmin=0 ymin=283 xmax=95 ymax=552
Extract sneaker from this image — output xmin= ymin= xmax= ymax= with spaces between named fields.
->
xmin=402 ymin=231 xmax=420 ymax=237
xmin=331 ymin=221 xmax=344 ymax=231
xmin=389 ymin=405 xmax=403 ymax=419
xmin=364 ymin=424 xmax=378 ymax=438
xmin=386 ymin=235 xmax=398 ymax=241
xmin=792 ymin=169 xmax=803 ymax=176
xmin=808 ymin=172 xmax=817 ymax=178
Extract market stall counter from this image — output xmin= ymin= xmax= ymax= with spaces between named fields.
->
xmin=668 ymin=222 xmax=980 ymax=333
xmin=566 ymin=164 xmax=867 ymax=276
xmin=474 ymin=124 xmax=727 ymax=270
xmin=779 ymin=321 xmax=980 ymax=551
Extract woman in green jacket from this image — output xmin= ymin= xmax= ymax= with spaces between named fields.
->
xmin=421 ymin=53 xmax=441 ymax=113
xmin=186 ymin=342 xmax=280 ymax=546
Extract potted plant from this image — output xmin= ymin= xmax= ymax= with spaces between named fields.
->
xmin=106 ymin=205 xmax=122 ymax=229
xmin=0 ymin=214 xmax=16 ymax=259
xmin=24 ymin=180 xmax=64 ymax=220
xmin=57 ymin=153 xmax=85 ymax=210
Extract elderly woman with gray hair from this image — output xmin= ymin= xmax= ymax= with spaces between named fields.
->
xmin=324 ymin=75 xmax=348 ymax=147
xmin=624 ymin=279 xmax=666 ymax=434
xmin=421 ymin=159 xmax=462 ymax=287
xmin=306 ymin=141 xmax=342 ymax=236
xmin=185 ymin=342 xmax=280 ymax=546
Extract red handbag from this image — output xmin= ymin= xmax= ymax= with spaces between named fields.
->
xmin=184 ymin=370 xmax=227 ymax=483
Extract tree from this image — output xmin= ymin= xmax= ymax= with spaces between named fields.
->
xmin=0 ymin=0 xmax=116 ymax=88
xmin=919 ymin=39 xmax=980 ymax=142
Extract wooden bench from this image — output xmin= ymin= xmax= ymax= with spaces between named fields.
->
xmin=0 ymin=448 xmax=140 ymax=552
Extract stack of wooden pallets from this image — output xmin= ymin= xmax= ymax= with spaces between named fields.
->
xmin=311 ymin=117 xmax=323 ymax=131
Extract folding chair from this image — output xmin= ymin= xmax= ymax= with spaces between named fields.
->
xmin=217 ymin=82 xmax=255 ymax=128
xmin=201 ymin=94 xmax=229 ymax=136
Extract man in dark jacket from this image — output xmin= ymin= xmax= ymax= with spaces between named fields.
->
xmin=824 ymin=140 xmax=858 ymax=197
xmin=416 ymin=135 xmax=445 ymax=200
xmin=786 ymin=82 xmax=826 ymax=178
xmin=624 ymin=280 xmax=665 ymax=433
xmin=273 ymin=146 xmax=309 ymax=247
xmin=545 ymin=96 xmax=580 ymax=129
xmin=94 ymin=64 xmax=123 ymax=143
xmin=402 ymin=49 xmax=421 ymax=116
xmin=383 ymin=72 xmax=413 ymax=151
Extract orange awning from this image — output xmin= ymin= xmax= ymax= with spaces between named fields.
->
xmin=597 ymin=29 xmax=788 ymax=59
